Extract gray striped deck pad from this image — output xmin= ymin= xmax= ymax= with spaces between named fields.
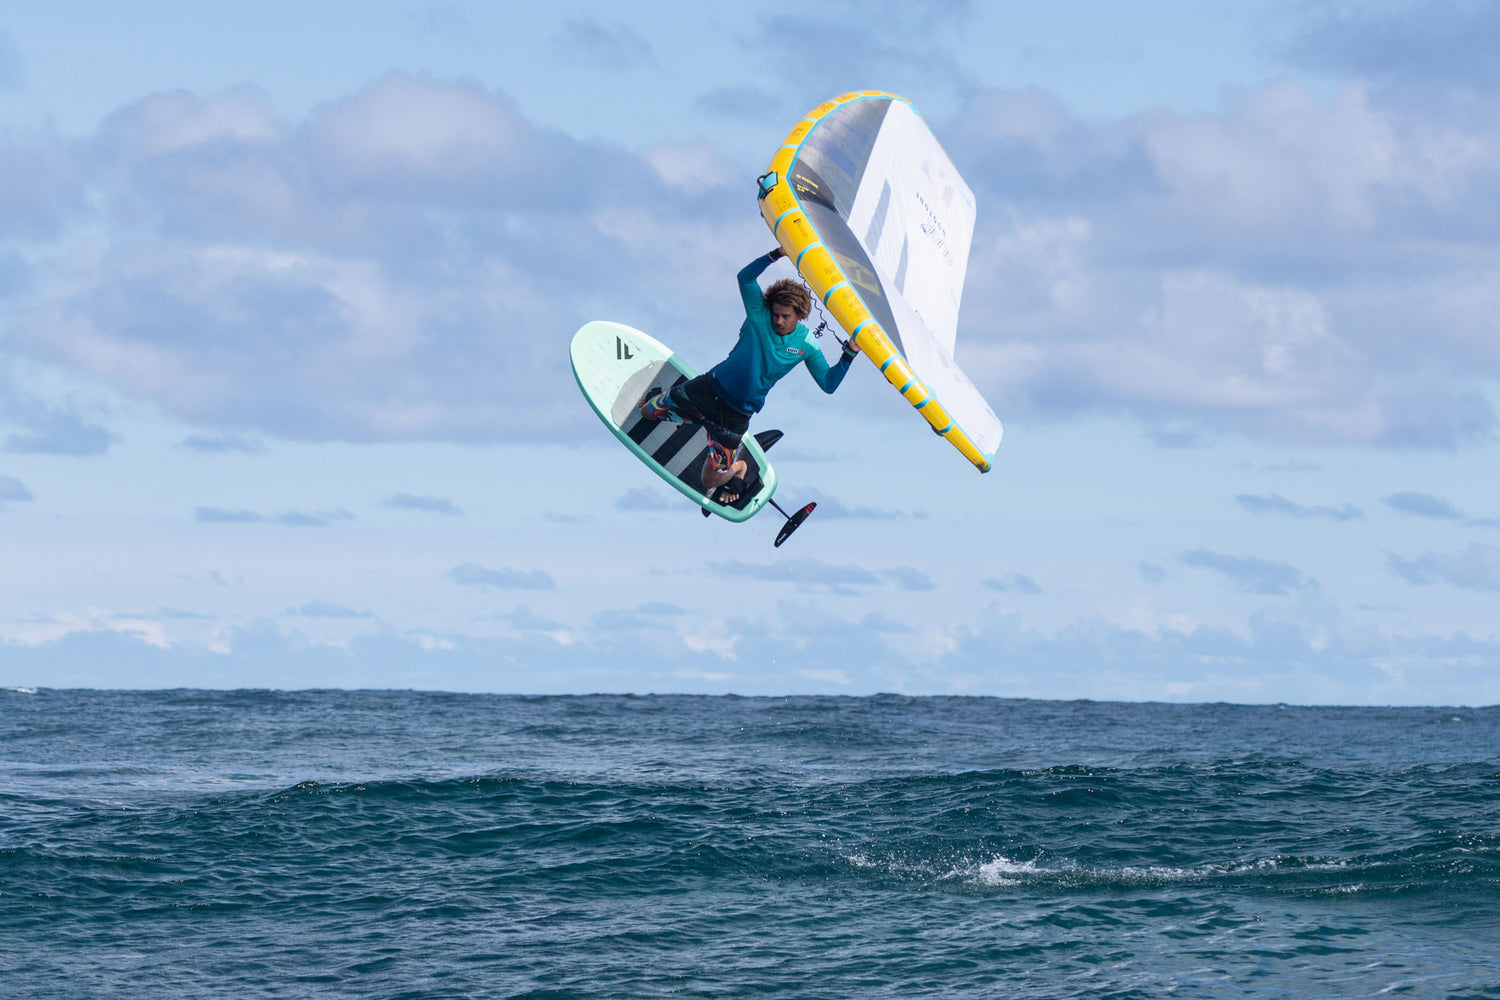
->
xmin=619 ymin=373 xmax=765 ymax=500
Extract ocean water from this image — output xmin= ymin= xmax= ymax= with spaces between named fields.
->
xmin=1 ymin=690 xmax=1497 ymax=999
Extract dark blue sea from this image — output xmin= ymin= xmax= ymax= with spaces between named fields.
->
xmin=2 ymin=690 xmax=1497 ymax=998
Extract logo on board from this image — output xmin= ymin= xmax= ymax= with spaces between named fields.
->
xmin=616 ymin=337 xmax=635 ymax=361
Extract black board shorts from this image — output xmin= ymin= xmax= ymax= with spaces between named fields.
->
xmin=668 ymin=374 xmax=750 ymax=451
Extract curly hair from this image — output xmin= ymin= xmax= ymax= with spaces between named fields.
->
xmin=763 ymin=278 xmax=812 ymax=320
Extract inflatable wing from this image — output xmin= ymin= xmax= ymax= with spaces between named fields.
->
xmin=758 ymin=92 xmax=1002 ymax=472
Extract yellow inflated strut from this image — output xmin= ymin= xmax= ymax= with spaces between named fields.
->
xmin=757 ymin=91 xmax=991 ymax=473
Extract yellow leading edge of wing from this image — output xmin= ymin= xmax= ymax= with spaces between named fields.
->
xmin=758 ymin=91 xmax=993 ymax=473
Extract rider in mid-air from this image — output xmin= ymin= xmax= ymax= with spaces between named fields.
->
xmin=639 ymin=247 xmax=861 ymax=493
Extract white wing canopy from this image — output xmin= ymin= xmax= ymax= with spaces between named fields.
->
xmin=759 ymin=93 xmax=1001 ymax=471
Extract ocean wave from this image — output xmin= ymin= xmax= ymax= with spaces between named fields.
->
xmin=964 ymin=853 xmax=1357 ymax=888
xmin=828 ymin=846 xmax=1494 ymax=901
xmin=5 ymin=692 xmax=1499 ymax=999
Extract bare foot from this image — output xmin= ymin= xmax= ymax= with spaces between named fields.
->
xmin=703 ymin=458 xmax=749 ymax=497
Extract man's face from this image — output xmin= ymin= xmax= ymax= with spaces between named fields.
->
xmin=770 ymin=303 xmax=799 ymax=336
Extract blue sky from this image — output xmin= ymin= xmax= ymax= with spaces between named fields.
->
xmin=2 ymin=1 xmax=1499 ymax=704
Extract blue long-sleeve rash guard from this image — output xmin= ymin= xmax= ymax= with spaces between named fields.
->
xmin=706 ymin=254 xmax=853 ymax=414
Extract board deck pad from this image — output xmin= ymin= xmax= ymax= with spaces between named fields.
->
xmin=570 ymin=321 xmax=776 ymax=522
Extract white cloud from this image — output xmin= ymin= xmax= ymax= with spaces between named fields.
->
xmin=680 ymin=632 xmax=739 ymax=660
xmin=6 ymin=606 xmax=1498 ymax=706
xmin=7 ymin=67 xmax=1500 ymax=455
xmin=1141 ymin=81 xmax=1399 ymax=234
xmin=953 ymin=78 xmax=1500 ymax=447
xmin=3 ymin=73 xmax=739 ymax=447
xmin=309 ymin=74 xmax=532 ymax=194
xmin=642 ymin=141 xmax=735 ymax=194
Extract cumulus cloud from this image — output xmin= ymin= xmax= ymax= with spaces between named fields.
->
xmin=1180 ymin=549 xmax=1313 ymax=596
xmin=950 ymin=76 xmax=1500 ymax=448
xmin=3 ymin=73 xmax=747 ymax=448
xmin=7 ymin=59 xmax=1500 ymax=455
xmin=11 ymin=602 xmax=1500 ymax=705
xmin=642 ymin=140 xmax=739 ymax=195
xmin=1389 ymin=543 xmax=1500 ymax=590
xmin=1236 ymin=493 xmax=1364 ymax=521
